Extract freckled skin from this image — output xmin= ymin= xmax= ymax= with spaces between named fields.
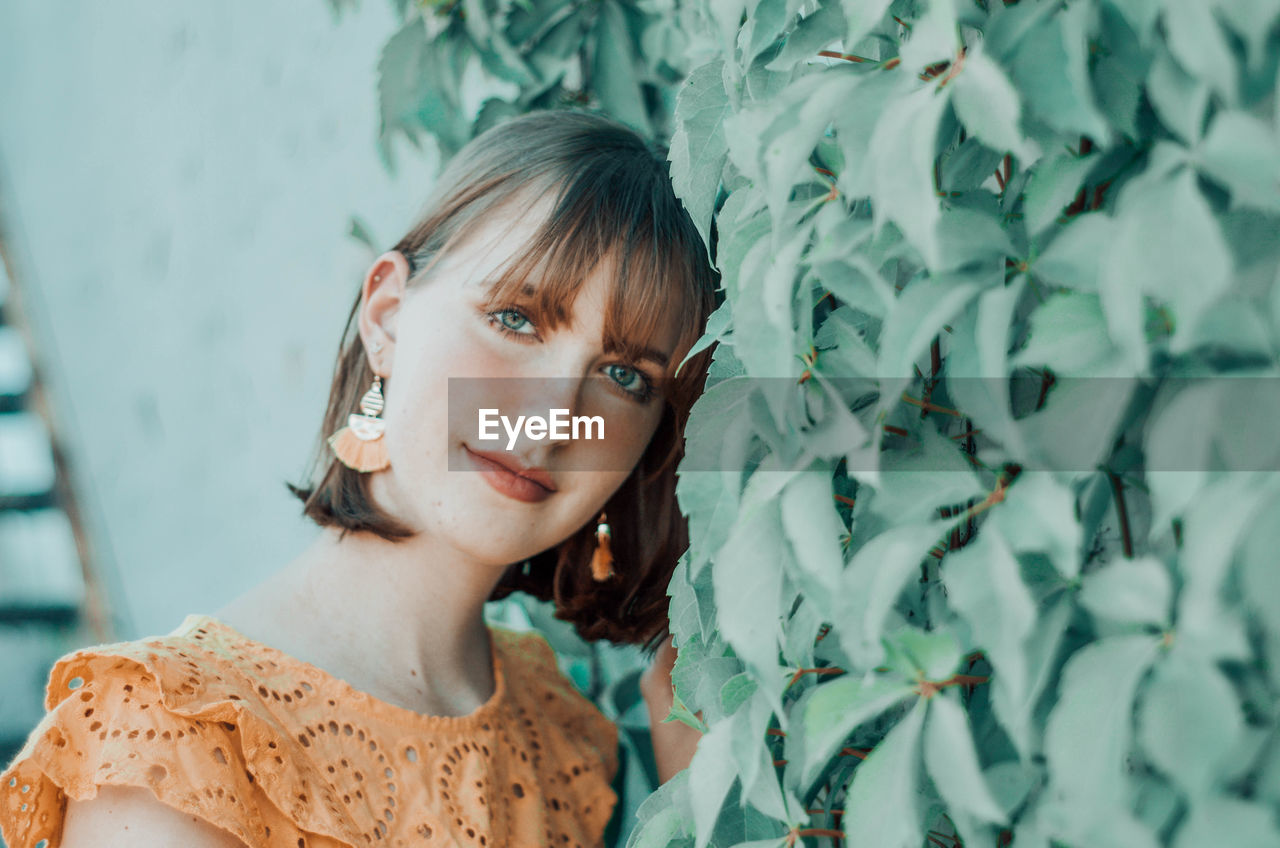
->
xmin=362 ymin=192 xmax=678 ymax=567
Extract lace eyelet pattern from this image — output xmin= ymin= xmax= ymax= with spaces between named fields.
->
xmin=0 ymin=614 xmax=619 ymax=848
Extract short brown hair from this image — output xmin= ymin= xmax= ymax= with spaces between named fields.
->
xmin=285 ymin=110 xmax=720 ymax=652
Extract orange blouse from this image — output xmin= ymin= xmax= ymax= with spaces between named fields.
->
xmin=0 ymin=614 xmax=619 ymax=848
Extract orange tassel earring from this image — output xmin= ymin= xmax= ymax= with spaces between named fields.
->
xmin=327 ymin=375 xmax=391 ymax=472
xmin=590 ymin=511 xmax=615 ymax=581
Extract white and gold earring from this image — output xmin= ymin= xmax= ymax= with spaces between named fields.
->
xmin=327 ymin=375 xmax=390 ymax=472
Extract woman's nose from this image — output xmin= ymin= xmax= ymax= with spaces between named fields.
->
xmin=525 ymin=376 xmax=583 ymax=446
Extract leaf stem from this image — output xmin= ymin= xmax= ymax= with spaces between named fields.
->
xmin=1106 ymin=469 xmax=1134 ymax=557
xmin=902 ymin=392 xmax=964 ymax=418
xmin=818 ymin=50 xmax=872 ymax=63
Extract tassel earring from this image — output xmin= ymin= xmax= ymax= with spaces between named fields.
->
xmin=327 ymin=375 xmax=391 ymax=472
xmin=590 ymin=510 xmax=615 ymax=581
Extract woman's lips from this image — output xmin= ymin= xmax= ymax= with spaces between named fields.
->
xmin=463 ymin=445 xmax=554 ymax=504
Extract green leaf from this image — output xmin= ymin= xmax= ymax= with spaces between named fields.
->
xmin=1163 ymin=0 xmax=1238 ymax=104
xmin=935 ymin=206 xmax=1015 ymax=272
xmin=1138 ymin=645 xmax=1244 ymax=794
xmin=678 ymin=377 xmax=752 ymax=576
xmin=676 ymin=298 xmax=732 ymax=380
xmin=732 ymin=224 xmax=804 ymax=380
xmin=765 ymin=2 xmax=846 ymax=71
xmin=665 ymin=686 xmax=711 ymax=733
xmin=1033 ymin=213 xmax=1110 ymax=290
xmin=1017 ymin=375 xmax=1134 ymax=475
xmin=1011 ymin=291 xmax=1125 ymax=377
xmin=1196 ymin=110 xmax=1280 ymax=213
xmin=1023 ymin=151 xmax=1098 ymax=236
xmin=673 ymin=645 xmax=742 ymax=723
xmin=628 ymin=769 xmax=694 ymax=847
xmin=833 ymin=71 xmax=912 ymax=199
xmin=1080 ymin=556 xmax=1173 ymax=628
xmin=1007 ymin=4 xmax=1110 ymax=142
xmin=984 ymin=760 xmax=1041 ymax=817
xmin=1174 ymin=473 xmax=1280 ymax=661
xmin=891 ymin=626 xmax=964 ymax=681
xmin=1043 ymin=635 xmax=1162 ymax=836
xmin=1241 ymin=492 xmax=1280 ymax=677
xmin=1105 ymin=0 xmax=1162 ymax=44
xmin=867 ymin=84 xmax=950 ymax=269
xmin=720 ymin=672 xmax=757 ymax=716
xmin=668 ymin=553 xmax=702 ymax=651
xmin=733 ymin=686 xmax=791 ymax=822
xmin=985 ymin=472 xmax=1083 ymax=579
xmin=1173 ymin=796 xmax=1280 ymax=848
xmin=943 ymin=527 xmax=1036 ymax=735
xmin=689 ymin=717 xmax=738 ymax=848
xmin=838 ymin=518 xmax=953 ymax=665
xmin=841 ymin=0 xmax=894 ymax=48
xmin=1146 ymin=47 xmax=1211 ymax=144
xmin=377 ymin=20 xmax=469 ymax=161
xmin=738 ymin=0 xmax=792 ymax=67
xmin=780 ymin=471 xmax=845 ymax=595
xmin=1143 ymin=384 xmax=1215 ymax=530
xmin=712 ymin=484 xmax=787 ymax=685
xmin=877 ymin=273 xmax=984 ymax=380
xmin=760 ymin=73 xmax=860 ymax=234
xmin=1213 ymin=0 xmax=1280 ymax=72
xmin=925 ymin=694 xmax=1008 ymax=824
xmin=669 ymin=60 xmax=730 ymax=264
xmin=945 ymin=278 xmax=1031 ymax=463
xmin=592 ymin=0 xmax=653 ymax=136
xmin=952 ymin=43 xmax=1032 ymax=161
xmin=871 ymin=423 xmax=986 ymax=524
xmin=795 ymin=674 xmax=916 ymax=792
xmin=841 ymin=698 xmax=928 ymax=848
xmin=898 ymin=0 xmax=958 ymax=77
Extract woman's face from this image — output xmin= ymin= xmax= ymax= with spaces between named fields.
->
xmin=358 ymin=195 xmax=682 ymax=567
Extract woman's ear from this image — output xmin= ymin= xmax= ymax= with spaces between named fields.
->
xmin=358 ymin=251 xmax=413 ymax=376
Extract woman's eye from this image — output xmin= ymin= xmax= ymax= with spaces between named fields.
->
xmin=605 ymin=364 xmax=655 ymax=403
xmin=487 ymin=308 xmax=538 ymax=339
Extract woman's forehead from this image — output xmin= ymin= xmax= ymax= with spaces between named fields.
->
xmin=429 ymin=190 xmax=687 ymax=362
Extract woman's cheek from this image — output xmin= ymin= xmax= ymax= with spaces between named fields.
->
xmin=579 ymin=405 xmax=656 ymax=471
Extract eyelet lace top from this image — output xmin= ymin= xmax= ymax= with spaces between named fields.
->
xmin=0 ymin=613 xmax=619 ymax=848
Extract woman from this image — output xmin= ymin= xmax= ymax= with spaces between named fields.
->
xmin=0 ymin=110 xmax=716 ymax=847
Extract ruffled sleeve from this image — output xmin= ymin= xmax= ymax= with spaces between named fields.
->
xmin=0 ymin=638 xmax=360 ymax=848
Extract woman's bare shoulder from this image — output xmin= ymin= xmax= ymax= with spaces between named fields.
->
xmin=61 ymin=785 xmax=249 ymax=848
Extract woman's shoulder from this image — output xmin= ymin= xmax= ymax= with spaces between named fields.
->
xmin=494 ymin=625 xmax=620 ymax=778
xmin=496 ymin=625 xmax=618 ymax=752
xmin=0 ymin=614 xmax=367 ymax=848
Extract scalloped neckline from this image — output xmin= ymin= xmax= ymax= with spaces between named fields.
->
xmin=179 ymin=613 xmax=509 ymax=730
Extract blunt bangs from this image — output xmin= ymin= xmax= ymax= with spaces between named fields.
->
xmin=462 ymin=172 xmax=706 ymax=400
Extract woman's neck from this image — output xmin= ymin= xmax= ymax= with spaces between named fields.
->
xmin=213 ymin=524 xmax=506 ymax=717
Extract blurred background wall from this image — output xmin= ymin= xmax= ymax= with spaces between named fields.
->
xmin=0 ymin=1 xmax=440 ymax=750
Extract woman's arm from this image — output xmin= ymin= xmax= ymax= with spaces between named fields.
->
xmin=639 ymin=634 xmax=705 ymax=785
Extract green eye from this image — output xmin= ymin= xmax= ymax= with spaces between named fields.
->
xmin=605 ymin=364 xmax=655 ymax=403
xmin=488 ymin=308 xmax=537 ymax=338
xmin=498 ymin=310 xmax=529 ymax=331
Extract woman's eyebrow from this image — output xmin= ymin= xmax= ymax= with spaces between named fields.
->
xmin=605 ymin=342 xmax=669 ymax=366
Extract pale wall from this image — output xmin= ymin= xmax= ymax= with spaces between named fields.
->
xmin=0 ymin=1 xmax=440 ymax=638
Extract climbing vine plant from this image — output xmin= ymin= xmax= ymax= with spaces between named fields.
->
xmin=341 ymin=0 xmax=1280 ymax=846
